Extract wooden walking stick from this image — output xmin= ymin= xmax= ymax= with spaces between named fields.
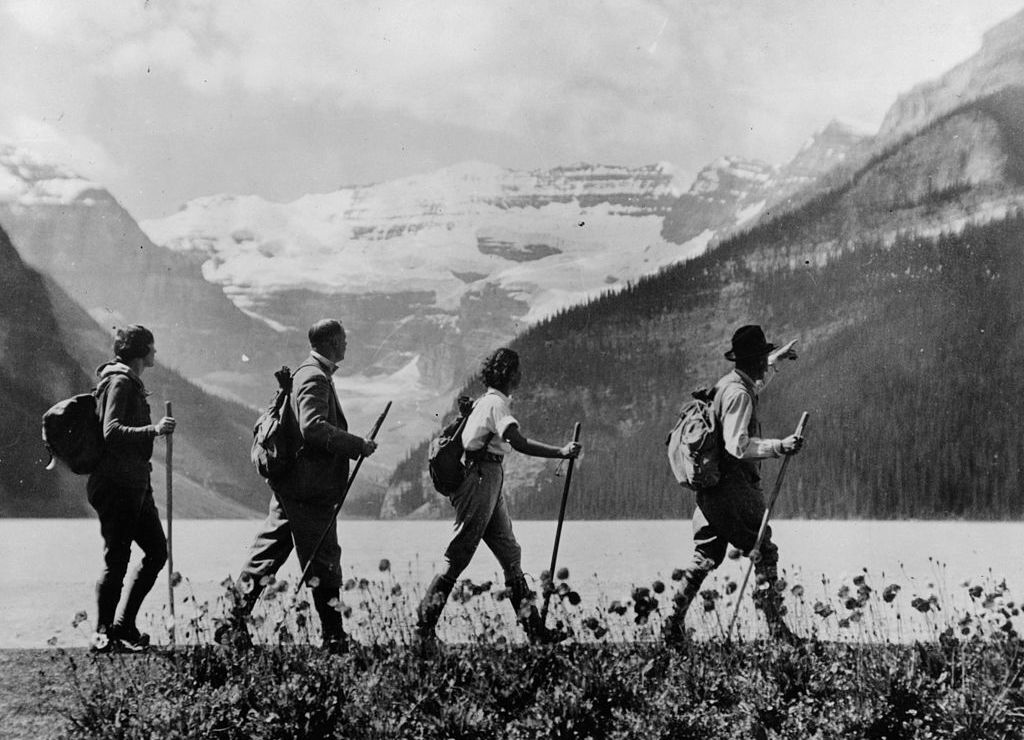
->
xmin=726 ymin=411 xmax=809 ymax=642
xmin=164 ymin=401 xmax=176 ymax=646
xmin=295 ymin=401 xmax=392 ymax=593
xmin=541 ymin=422 xmax=582 ymax=624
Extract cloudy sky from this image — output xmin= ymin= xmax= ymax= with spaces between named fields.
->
xmin=2 ymin=0 xmax=1023 ymax=220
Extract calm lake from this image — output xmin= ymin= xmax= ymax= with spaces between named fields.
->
xmin=2 ymin=518 xmax=1021 ymax=648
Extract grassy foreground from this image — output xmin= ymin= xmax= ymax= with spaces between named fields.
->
xmin=3 ymin=635 xmax=1023 ymax=739
xmin=8 ymin=564 xmax=1024 ymax=738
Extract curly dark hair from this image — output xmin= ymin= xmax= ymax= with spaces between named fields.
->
xmin=113 ymin=325 xmax=154 ymax=362
xmin=480 ymin=347 xmax=520 ymax=389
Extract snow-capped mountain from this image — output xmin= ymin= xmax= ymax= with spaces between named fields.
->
xmin=138 ymin=161 xmax=715 ymax=460
xmin=137 ymin=140 xmax=866 ymax=465
xmin=143 ymin=161 xmax=693 ymax=324
xmin=0 ymin=141 xmax=298 ymax=408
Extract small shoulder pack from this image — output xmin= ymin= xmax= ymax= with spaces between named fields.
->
xmin=42 ymin=390 xmax=104 ymax=475
xmin=427 ymin=396 xmax=475 ymax=496
xmin=666 ymin=386 xmax=721 ymax=491
xmin=251 ymin=366 xmax=298 ymax=481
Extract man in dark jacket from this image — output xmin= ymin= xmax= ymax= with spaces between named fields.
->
xmin=89 ymin=325 xmax=176 ymax=652
xmin=220 ymin=319 xmax=377 ymax=652
xmin=664 ymin=325 xmax=803 ymax=646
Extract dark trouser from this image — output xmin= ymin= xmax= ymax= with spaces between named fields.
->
xmin=234 ymin=493 xmax=344 ymax=641
xmin=667 ymin=468 xmax=785 ymax=635
xmin=87 ymin=476 xmax=168 ymax=633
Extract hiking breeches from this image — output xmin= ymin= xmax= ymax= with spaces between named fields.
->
xmin=441 ymin=460 xmax=523 ymax=583
xmin=87 ymin=476 xmax=167 ymax=630
xmin=240 ymin=493 xmax=342 ymax=593
xmin=687 ymin=471 xmax=779 ymax=576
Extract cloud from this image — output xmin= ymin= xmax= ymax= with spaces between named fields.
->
xmin=4 ymin=116 xmax=122 ymax=184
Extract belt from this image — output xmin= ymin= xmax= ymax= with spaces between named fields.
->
xmin=465 ymin=450 xmax=503 ymax=464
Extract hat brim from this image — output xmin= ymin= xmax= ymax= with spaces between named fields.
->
xmin=725 ymin=342 xmax=776 ymax=362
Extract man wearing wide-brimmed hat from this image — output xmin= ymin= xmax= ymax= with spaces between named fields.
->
xmin=664 ymin=324 xmax=804 ymax=646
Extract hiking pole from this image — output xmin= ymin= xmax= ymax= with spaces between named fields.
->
xmin=295 ymin=401 xmax=392 ymax=594
xmin=541 ymin=422 xmax=582 ymax=624
xmin=726 ymin=411 xmax=809 ymax=643
xmin=164 ymin=401 xmax=176 ymax=646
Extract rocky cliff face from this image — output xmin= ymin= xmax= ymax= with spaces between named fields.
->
xmin=878 ymin=10 xmax=1024 ymax=145
xmin=0 ymin=144 xmax=298 ymax=407
xmin=0 ymin=221 xmax=269 ymax=517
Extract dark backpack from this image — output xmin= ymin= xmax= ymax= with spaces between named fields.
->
xmin=251 ymin=366 xmax=299 ymax=481
xmin=427 ymin=396 xmax=478 ymax=496
xmin=666 ymin=386 xmax=721 ymax=491
xmin=42 ymin=390 xmax=104 ymax=475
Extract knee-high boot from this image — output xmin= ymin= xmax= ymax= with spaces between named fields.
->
xmin=417 ymin=574 xmax=456 ymax=640
xmin=313 ymin=586 xmax=348 ymax=653
xmin=753 ymin=562 xmax=799 ymax=645
xmin=508 ymin=575 xmax=565 ymax=644
xmin=663 ymin=568 xmax=708 ymax=646
xmin=214 ymin=575 xmax=263 ymax=648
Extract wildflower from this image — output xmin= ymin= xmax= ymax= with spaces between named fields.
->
xmin=556 ymin=567 xmax=570 ymax=580
xmin=379 ymin=558 xmax=391 ymax=572
xmin=608 ymin=600 xmax=628 ymax=616
xmin=593 ymin=626 xmax=608 ymax=639
xmin=728 ymin=548 xmax=742 ymax=560
xmin=671 ymin=568 xmax=685 ymax=581
xmin=72 ymin=610 xmax=89 ymax=629
xmin=220 ymin=576 xmax=235 ymax=590
xmin=567 ymin=591 xmax=581 ymax=606
xmin=911 ymin=597 xmax=932 ymax=614
xmin=90 ymin=632 xmax=109 ymax=651
xmin=968 ymin=584 xmax=983 ymax=599
xmin=259 ymin=575 xmax=275 ymax=588
xmin=391 ymin=584 xmax=402 ymax=596
xmin=853 ymin=574 xmax=866 ymax=587
xmin=344 ymin=578 xmax=357 ymax=590
xmin=791 ymin=584 xmax=805 ymax=598
xmin=652 ymin=580 xmax=665 ymax=594
xmin=170 ymin=572 xmax=182 ymax=588
xmin=583 ymin=616 xmax=600 ymax=631
xmin=358 ymin=578 xmax=369 ymax=590
xmin=47 ymin=636 xmax=59 ymax=647
xmin=308 ymin=576 xmax=321 ymax=589
xmin=813 ymin=601 xmax=834 ymax=619
xmin=882 ymin=584 xmax=901 ymax=603
xmin=725 ymin=580 xmax=738 ymax=595
xmin=238 ymin=576 xmax=255 ymax=595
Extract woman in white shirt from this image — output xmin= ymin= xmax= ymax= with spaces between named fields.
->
xmin=416 ymin=347 xmax=582 ymax=644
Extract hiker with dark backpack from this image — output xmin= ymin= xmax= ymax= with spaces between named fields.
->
xmin=87 ymin=325 xmax=176 ymax=653
xmin=218 ymin=319 xmax=377 ymax=654
xmin=663 ymin=325 xmax=803 ymax=646
xmin=416 ymin=347 xmax=582 ymax=645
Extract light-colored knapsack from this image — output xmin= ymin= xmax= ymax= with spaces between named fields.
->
xmin=666 ymin=386 xmax=721 ymax=490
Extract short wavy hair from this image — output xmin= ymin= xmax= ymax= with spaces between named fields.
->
xmin=480 ymin=347 xmax=519 ymax=389
xmin=308 ymin=319 xmax=344 ymax=351
xmin=113 ymin=325 xmax=154 ymax=362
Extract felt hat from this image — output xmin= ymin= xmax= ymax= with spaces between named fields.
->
xmin=724 ymin=325 xmax=776 ymax=362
